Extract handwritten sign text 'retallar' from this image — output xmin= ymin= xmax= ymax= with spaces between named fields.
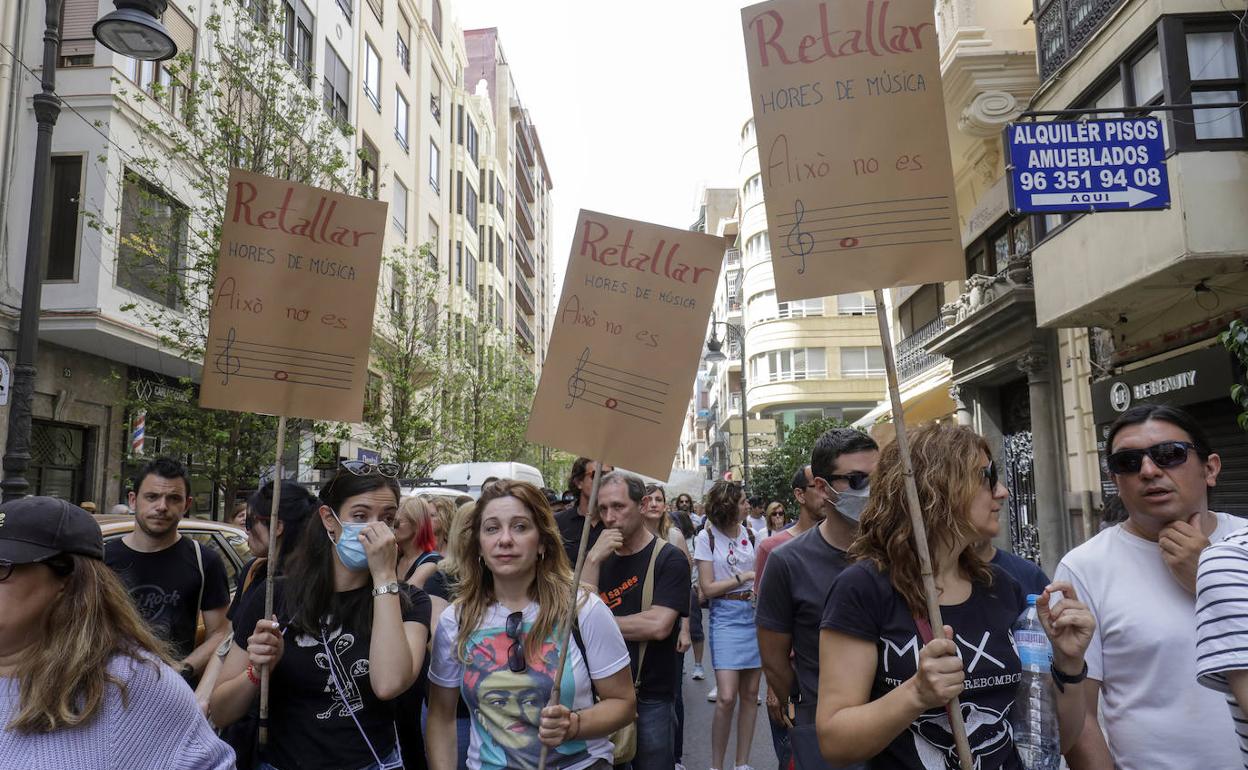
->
xmin=199 ymin=168 xmax=387 ymax=422
xmin=741 ymin=0 xmax=965 ymax=299
xmin=527 ymin=211 xmax=725 ymax=479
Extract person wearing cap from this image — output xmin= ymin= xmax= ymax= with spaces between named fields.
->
xmin=0 ymin=496 xmax=234 ymax=768
xmin=105 ymin=458 xmax=230 ymax=687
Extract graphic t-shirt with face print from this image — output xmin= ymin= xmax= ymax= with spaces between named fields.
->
xmin=822 ymin=560 xmax=1026 ymax=770
xmin=429 ymin=590 xmax=630 ymax=770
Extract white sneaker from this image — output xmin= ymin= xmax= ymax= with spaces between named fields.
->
xmin=707 ymin=686 xmax=718 ymax=702
xmin=757 ymin=692 xmax=763 ymax=705
xmin=734 ymin=765 xmax=755 ymax=770
xmin=691 ymin=664 xmax=705 ymax=680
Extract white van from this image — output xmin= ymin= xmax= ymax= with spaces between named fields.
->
xmin=430 ymin=462 xmax=545 ymax=498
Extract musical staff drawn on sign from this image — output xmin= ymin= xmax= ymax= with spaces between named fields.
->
xmin=209 ymin=333 xmax=356 ymax=391
xmin=778 ymin=195 xmax=958 ymax=265
xmin=563 ymin=346 xmax=670 ymax=425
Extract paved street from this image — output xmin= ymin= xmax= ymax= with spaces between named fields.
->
xmin=677 ymin=608 xmax=779 ymax=770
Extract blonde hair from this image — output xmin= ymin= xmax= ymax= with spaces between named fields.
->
xmin=849 ymin=423 xmax=996 ymax=616
xmin=422 ymin=495 xmax=457 ymax=551
xmin=9 ymin=557 xmax=173 ymax=733
xmin=451 ymin=481 xmax=573 ymax=665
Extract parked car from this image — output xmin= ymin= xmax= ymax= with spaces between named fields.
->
xmin=94 ymin=513 xmax=252 ymax=597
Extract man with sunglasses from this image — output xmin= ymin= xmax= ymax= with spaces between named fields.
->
xmin=104 ymin=457 xmax=230 ymax=688
xmin=1057 ymin=404 xmax=1242 ymax=770
xmin=755 ymin=428 xmax=878 ymax=769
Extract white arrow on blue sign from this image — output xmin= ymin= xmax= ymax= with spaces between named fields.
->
xmin=1028 ymin=187 xmax=1157 ymax=208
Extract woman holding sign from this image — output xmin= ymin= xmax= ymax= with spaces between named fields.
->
xmin=693 ymin=480 xmax=763 ymax=770
xmin=816 ymin=423 xmax=1095 ymax=769
xmin=426 ymin=480 xmax=634 ymax=770
xmin=210 ymin=466 xmax=431 ymax=770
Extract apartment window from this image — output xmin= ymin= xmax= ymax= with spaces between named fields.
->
xmin=282 ymin=0 xmax=314 ymax=87
xmin=1184 ymin=28 xmax=1245 ymax=140
xmin=465 ymin=248 xmax=477 ymax=291
xmin=455 ymin=241 xmax=463 ymax=285
xmin=389 ymin=266 xmax=404 ymax=316
xmin=748 ymin=290 xmax=777 ymax=322
xmin=837 ymin=293 xmax=874 ymax=315
xmin=360 ymin=136 xmax=379 ymax=199
xmin=430 ymin=69 xmax=443 ymax=123
xmin=455 ymin=171 xmax=463 ymax=215
xmin=431 ymin=0 xmax=443 ymax=44
xmin=365 ymin=0 xmax=382 ymax=23
xmin=965 ymin=216 xmax=1031 ymax=277
xmin=777 ymin=297 xmax=823 ymax=319
xmin=494 ymin=289 xmax=505 ymax=331
xmin=466 ymin=119 xmax=479 ymax=165
xmin=335 ymin=0 xmax=352 ymax=22
xmin=58 ymin=0 xmax=97 ymax=67
xmin=742 ymin=174 xmax=762 ymax=204
xmin=117 ymin=170 xmax=188 ymax=308
xmin=495 ymin=234 xmax=505 ymax=275
xmin=750 ymin=348 xmax=828 ymax=383
xmin=396 ymin=12 xmax=411 ymax=73
xmin=45 ymin=156 xmax=84 ymax=281
xmin=465 ymin=181 xmax=478 ymax=229
xmin=392 ymin=176 xmax=408 ymax=234
xmin=394 ymin=89 xmax=409 ymax=149
xmin=841 ymin=347 xmax=885 ymax=378
xmin=744 ymin=232 xmax=770 ymax=261
xmin=365 ymin=372 xmax=382 ymax=421
xmin=427 ymin=218 xmax=439 ymax=271
xmin=363 ymin=39 xmax=381 ymax=111
xmin=897 ymin=284 xmax=943 ymax=336
xmin=495 ymin=177 xmax=505 ymax=217
xmin=121 ymin=5 xmax=196 ymax=121
xmin=322 ymin=45 xmax=350 ymax=123
xmin=428 ymin=140 xmax=440 ymax=193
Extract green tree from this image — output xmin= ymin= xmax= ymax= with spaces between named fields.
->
xmin=749 ymin=417 xmax=854 ymax=514
xmin=1221 ymin=320 xmax=1248 ymax=430
xmin=90 ymin=1 xmax=359 ymax=512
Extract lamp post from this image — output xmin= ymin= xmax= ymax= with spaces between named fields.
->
xmin=704 ymin=319 xmax=749 ymax=489
xmin=1 ymin=0 xmax=175 ymax=501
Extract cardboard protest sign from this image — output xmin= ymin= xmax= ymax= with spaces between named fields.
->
xmin=199 ymin=169 xmax=387 ymax=422
xmin=741 ymin=0 xmax=964 ymax=300
xmin=527 ymin=211 xmax=725 ymax=478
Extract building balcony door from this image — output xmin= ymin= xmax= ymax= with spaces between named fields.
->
xmin=29 ymin=420 xmax=88 ymax=502
xmin=1000 ymin=380 xmax=1041 ymax=563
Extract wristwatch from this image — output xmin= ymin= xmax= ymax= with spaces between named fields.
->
xmin=1050 ymin=660 xmax=1088 ymax=693
xmin=372 ymin=581 xmax=402 ymax=597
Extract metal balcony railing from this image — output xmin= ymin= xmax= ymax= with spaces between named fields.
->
xmin=515 ymin=313 xmax=535 ymax=350
xmin=515 ymin=276 xmax=535 ymax=314
xmin=514 ymin=234 xmax=535 ymax=277
xmin=896 ymin=317 xmax=948 ymax=382
xmin=1034 ymin=0 xmax=1127 ymax=80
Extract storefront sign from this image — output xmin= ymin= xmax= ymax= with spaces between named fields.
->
xmin=526 ymin=211 xmax=725 ymax=479
xmin=740 ymin=0 xmax=964 ymax=300
xmin=1007 ymin=118 xmax=1170 ymax=214
xmin=199 ymin=169 xmax=387 ymax=422
xmin=1091 ymin=346 xmax=1237 ymax=425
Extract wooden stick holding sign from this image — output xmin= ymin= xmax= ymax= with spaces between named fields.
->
xmin=537 ymin=463 xmax=607 ymax=770
xmin=873 ymin=289 xmax=974 ymax=770
xmin=257 ymin=415 xmax=286 ymax=747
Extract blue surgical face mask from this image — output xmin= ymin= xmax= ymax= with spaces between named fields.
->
xmin=329 ymin=512 xmax=370 ymax=571
xmin=830 ymin=485 xmax=870 ymax=521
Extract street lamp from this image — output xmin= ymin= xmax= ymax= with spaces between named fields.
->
xmin=704 ymin=319 xmax=749 ymax=489
xmin=1 ymin=0 xmax=176 ymax=501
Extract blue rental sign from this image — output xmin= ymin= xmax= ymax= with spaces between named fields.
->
xmin=1007 ymin=118 xmax=1170 ymax=214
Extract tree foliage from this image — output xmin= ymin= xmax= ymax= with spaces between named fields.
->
xmin=1221 ymin=320 xmax=1248 ymax=431
xmin=749 ymin=417 xmax=853 ymax=514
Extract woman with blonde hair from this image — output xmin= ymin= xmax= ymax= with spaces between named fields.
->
xmin=422 ymin=495 xmax=458 ymax=555
xmin=0 ymin=497 xmax=232 ymax=768
xmin=427 ymin=480 xmax=634 ymax=770
xmin=761 ymin=501 xmax=787 ymax=539
xmin=395 ymin=496 xmax=441 ymax=589
xmin=817 ymin=423 xmax=1095 ymax=769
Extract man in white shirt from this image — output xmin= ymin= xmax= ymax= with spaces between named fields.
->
xmin=1058 ymin=404 xmax=1243 ymax=770
xmin=745 ymin=495 xmax=767 ymax=535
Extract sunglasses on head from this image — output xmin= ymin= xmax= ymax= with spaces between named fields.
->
xmin=505 ymin=611 xmax=526 ymax=673
xmin=1106 ymin=441 xmax=1197 ymax=475
xmin=825 ymin=471 xmax=871 ymax=491
xmin=982 ymin=460 xmax=999 ymax=490
xmin=341 ymin=460 xmax=401 ymax=478
xmin=244 ymin=512 xmax=269 ymax=531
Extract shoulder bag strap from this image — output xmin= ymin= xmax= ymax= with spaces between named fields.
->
xmin=632 ymin=539 xmax=665 ymax=688
xmin=193 ymin=538 xmax=205 ymax=616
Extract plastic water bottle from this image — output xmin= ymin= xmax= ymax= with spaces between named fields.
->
xmin=1011 ymin=594 xmax=1060 ymax=770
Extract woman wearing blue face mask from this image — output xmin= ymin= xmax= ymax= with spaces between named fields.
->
xmin=211 ymin=464 xmax=432 ymax=770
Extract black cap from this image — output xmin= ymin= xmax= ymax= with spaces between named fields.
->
xmin=0 ymin=496 xmax=104 ymax=563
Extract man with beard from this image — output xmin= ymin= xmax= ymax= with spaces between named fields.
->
xmin=105 ymin=457 xmax=229 ymax=687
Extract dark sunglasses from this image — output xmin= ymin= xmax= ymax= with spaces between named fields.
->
xmin=505 ymin=611 xmax=526 ymax=673
xmin=825 ymin=471 xmax=871 ymax=491
xmin=982 ymin=460 xmax=999 ymax=490
xmin=341 ymin=460 xmax=401 ymax=478
xmin=1106 ymin=441 xmax=1197 ymax=475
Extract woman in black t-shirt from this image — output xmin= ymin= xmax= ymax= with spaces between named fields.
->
xmin=817 ymin=423 xmax=1095 ymax=770
xmin=210 ymin=466 xmax=431 ymax=770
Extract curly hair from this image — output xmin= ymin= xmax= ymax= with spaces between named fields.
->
xmin=704 ymin=480 xmax=744 ymax=531
xmin=848 ymin=423 xmax=996 ymax=617
xmin=451 ymin=480 xmax=575 ymax=666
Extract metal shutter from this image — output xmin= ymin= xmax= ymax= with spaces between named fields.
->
xmin=60 ymin=0 xmax=98 ymax=58
xmin=162 ymin=4 xmax=196 ymax=61
xmin=1191 ymin=400 xmax=1248 ymax=519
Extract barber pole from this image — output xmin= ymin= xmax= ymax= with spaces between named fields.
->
xmin=131 ymin=411 xmax=146 ymax=455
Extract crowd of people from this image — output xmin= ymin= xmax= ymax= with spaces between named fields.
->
xmin=1 ymin=402 xmax=1246 ymax=770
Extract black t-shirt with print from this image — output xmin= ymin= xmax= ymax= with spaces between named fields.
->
xmin=821 ymin=560 xmax=1026 ymax=770
xmin=555 ymin=504 xmax=603 ymax=567
xmin=596 ymin=537 xmax=690 ymax=700
xmin=234 ymin=578 xmax=431 ymax=770
xmin=105 ymin=536 xmax=230 ymax=660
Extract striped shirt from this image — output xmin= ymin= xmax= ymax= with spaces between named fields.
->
xmin=1196 ymin=525 xmax=1248 ymax=769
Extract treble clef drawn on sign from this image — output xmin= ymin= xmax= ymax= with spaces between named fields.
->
xmin=215 ymin=327 xmax=241 ymax=385
xmin=785 ymin=199 xmax=815 ymax=275
xmin=565 ymin=347 xmax=590 ymax=409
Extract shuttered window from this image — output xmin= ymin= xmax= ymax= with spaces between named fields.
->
xmin=162 ymin=4 xmax=197 ymax=63
xmin=365 ymin=0 xmax=382 ymax=23
xmin=59 ymin=0 xmax=97 ymax=65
